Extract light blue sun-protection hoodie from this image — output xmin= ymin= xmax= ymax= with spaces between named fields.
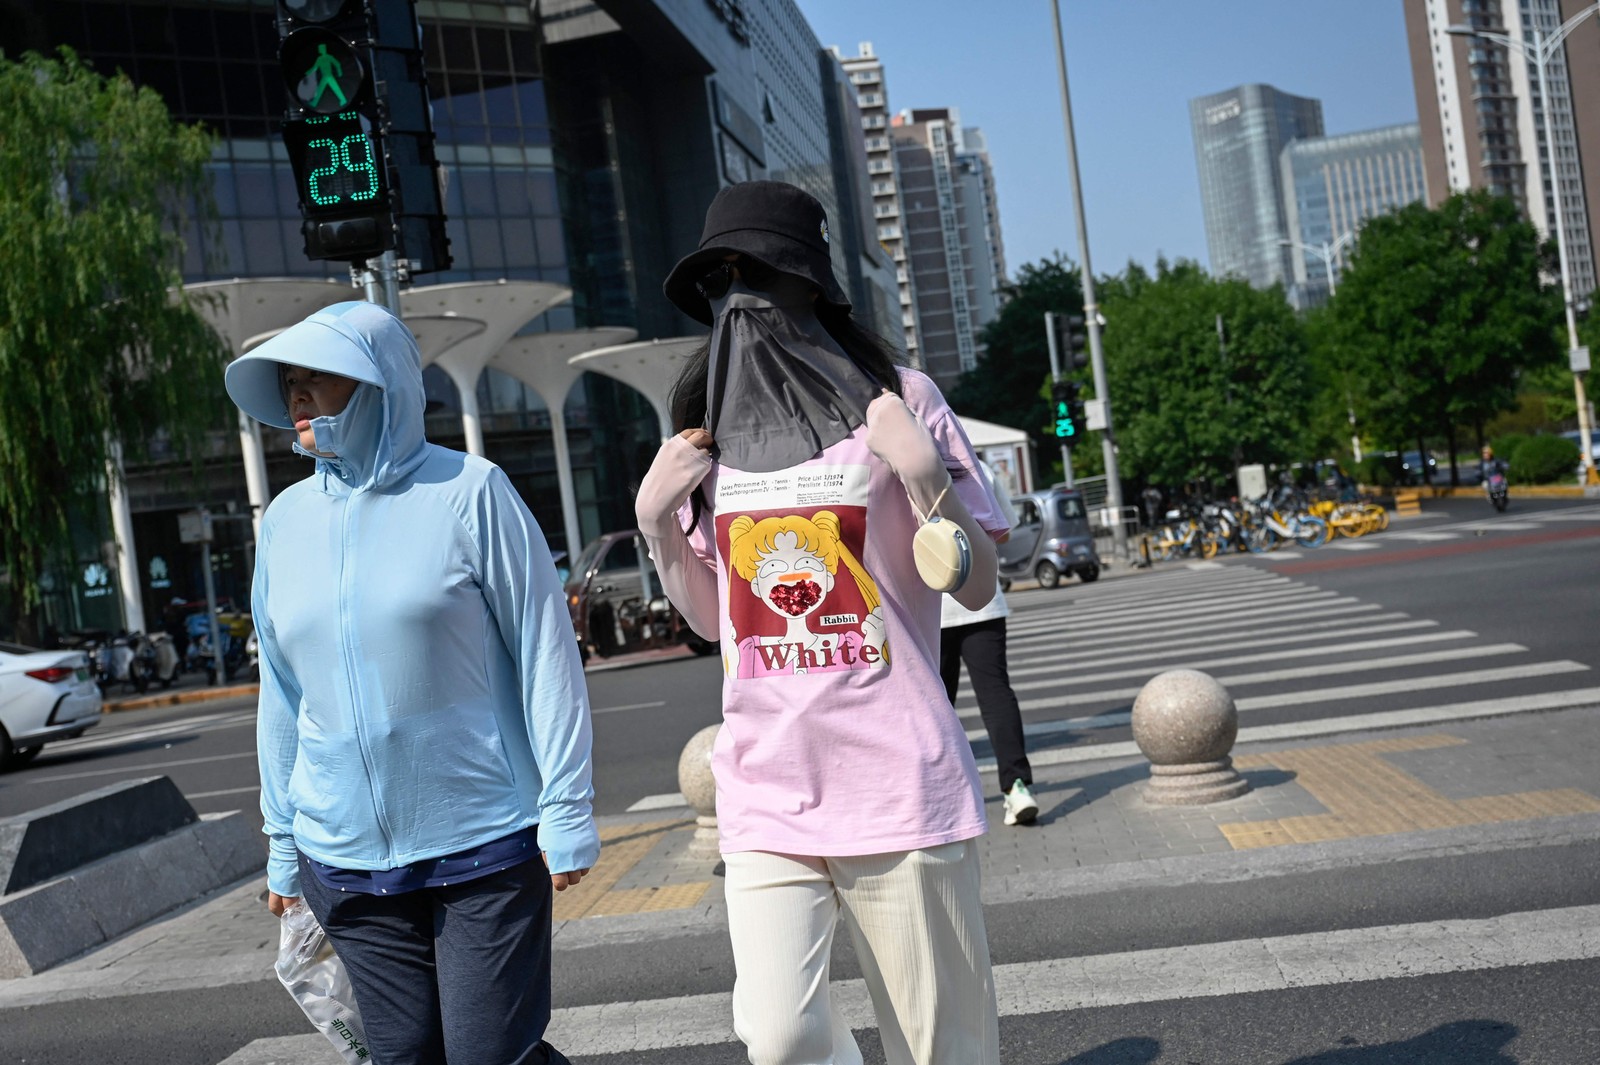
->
xmin=227 ymin=301 xmax=598 ymax=898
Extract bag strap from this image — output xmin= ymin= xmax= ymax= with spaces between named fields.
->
xmin=907 ymin=481 xmax=951 ymax=525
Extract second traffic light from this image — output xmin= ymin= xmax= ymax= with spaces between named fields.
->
xmin=1052 ymin=379 xmax=1086 ymax=444
xmin=1051 ymin=313 xmax=1088 ymax=369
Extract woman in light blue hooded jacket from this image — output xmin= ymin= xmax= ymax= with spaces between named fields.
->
xmin=226 ymin=301 xmax=597 ymax=1065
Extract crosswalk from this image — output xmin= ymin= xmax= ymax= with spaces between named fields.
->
xmin=954 ymin=557 xmax=1598 ymax=768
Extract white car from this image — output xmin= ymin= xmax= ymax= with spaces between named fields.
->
xmin=0 ymin=641 xmax=102 ymax=770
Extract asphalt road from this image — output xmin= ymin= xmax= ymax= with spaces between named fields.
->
xmin=2 ymin=496 xmax=1596 ymax=1064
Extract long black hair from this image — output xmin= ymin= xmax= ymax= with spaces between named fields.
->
xmin=667 ymin=307 xmax=908 ymax=533
xmin=667 ymin=308 xmax=906 ymax=435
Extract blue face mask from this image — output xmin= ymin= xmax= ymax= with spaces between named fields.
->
xmin=303 ymin=383 xmax=385 ymax=479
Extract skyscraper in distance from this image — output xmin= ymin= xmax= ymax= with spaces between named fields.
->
xmin=1280 ymin=123 xmax=1429 ymax=307
xmin=1190 ymin=84 xmax=1324 ymax=289
xmin=1403 ymin=0 xmax=1599 ymax=299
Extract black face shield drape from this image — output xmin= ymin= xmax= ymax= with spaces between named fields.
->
xmin=704 ymin=276 xmax=880 ymax=474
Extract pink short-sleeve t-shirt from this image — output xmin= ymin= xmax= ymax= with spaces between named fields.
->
xmin=681 ymin=369 xmax=1008 ymax=857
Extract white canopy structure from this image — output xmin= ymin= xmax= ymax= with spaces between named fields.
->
xmin=488 ymin=327 xmax=638 ymax=556
xmin=400 ymin=281 xmax=572 ymax=457
xmin=568 ymin=336 xmax=706 ymax=440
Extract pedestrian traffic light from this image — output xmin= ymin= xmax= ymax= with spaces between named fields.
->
xmin=1052 ymin=379 xmax=1084 ymax=444
xmin=276 ymin=0 xmax=451 ymax=271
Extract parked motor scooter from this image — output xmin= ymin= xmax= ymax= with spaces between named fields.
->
xmin=136 ymin=631 xmax=183 ymax=689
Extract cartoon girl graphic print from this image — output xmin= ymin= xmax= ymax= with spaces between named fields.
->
xmin=725 ymin=510 xmax=888 ymax=678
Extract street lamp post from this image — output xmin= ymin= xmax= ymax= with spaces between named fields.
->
xmin=1281 ymin=232 xmax=1363 ymax=460
xmin=1449 ymin=7 xmax=1600 ymax=485
xmin=1049 ymin=0 xmax=1127 ymax=561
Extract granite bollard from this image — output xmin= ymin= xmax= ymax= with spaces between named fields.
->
xmin=677 ymin=724 xmax=722 ymax=862
xmin=1131 ymin=669 xmax=1250 ymax=805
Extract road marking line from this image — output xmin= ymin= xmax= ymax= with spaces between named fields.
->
xmin=24 ymin=750 xmax=257 ymax=784
xmin=1326 ymin=540 xmax=1380 ymax=550
xmin=1004 ymin=618 xmax=1430 ymax=675
xmin=1260 ymin=550 xmax=1303 ymax=559
xmin=542 ymin=905 xmax=1600 ymax=1056
xmin=626 ymin=792 xmax=689 ymax=812
xmin=1385 ymin=532 xmax=1459 ymax=541
xmin=974 ymin=687 xmax=1600 ymax=770
xmin=980 ymin=659 xmax=1588 ymax=720
xmin=592 ymin=700 xmax=667 ymax=715
xmin=49 ymin=709 xmax=257 ymax=753
xmin=989 ymin=631 xmax=1482 ymax=696
xmin=1006 ymin=585 xmax=1329 ymax=632
xmin=1006 ymin=603 xmax=1387 ymax=653
xmin=1457 ymin=521 xmax=1541 ymax=531
xmin=187 ymin=785 xmax=260 ymax=800
xmin=1007 ymin=599 xmax=1370 ymax=645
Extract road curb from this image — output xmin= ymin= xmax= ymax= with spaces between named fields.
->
xmin=104 ymin=684 xmax=259 ymax=714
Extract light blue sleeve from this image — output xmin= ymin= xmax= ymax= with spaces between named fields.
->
xmin=252 ymin=530 xmax=304 ymax=897
xmin=475 ymin=467 xmax=600 ymax=875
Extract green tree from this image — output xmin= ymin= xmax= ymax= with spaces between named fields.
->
xmin=0 ymin=49 xmax=226 ymax=612
xmin=1317 ymin=190 xmax=1560 ymax=484
xmin=1096 ymin=258 xmax=1310 ymax=490
xmin=948 ymin=256 xmax=1084 ymax=485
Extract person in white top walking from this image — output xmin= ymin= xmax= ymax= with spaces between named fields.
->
xmin=940 ymin=459 xmax=1038 ymax=826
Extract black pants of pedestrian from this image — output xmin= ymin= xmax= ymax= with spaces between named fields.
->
xmin=298 ymin=853 xmax=569 ymax=1065
xmin=940 ymin=616 xmax=1032 ymax=794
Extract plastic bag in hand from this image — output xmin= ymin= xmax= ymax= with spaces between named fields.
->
xmin=275 ymin=903 xmax=371 ymax=1063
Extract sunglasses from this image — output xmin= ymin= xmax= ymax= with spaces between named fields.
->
xmin=695 ymin=256 xmax=779 ymax=301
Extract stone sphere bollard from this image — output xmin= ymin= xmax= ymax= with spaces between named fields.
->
xmin=677 ymin=723 xmax=722 ymax=862
xmin=1131 ymin=669 xmax=1250 ymax=805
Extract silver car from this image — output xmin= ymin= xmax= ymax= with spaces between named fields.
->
xmin=999 ymin=488 xmax=1101 ymax=589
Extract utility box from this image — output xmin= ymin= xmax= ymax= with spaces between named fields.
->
xmin=1085 ymin=398 xmax=1108 ymax=431
xmin=1237 ymin=464 xmax=1267 ymax=501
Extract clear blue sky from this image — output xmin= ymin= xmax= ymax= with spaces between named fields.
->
xmin=795 ymin=0 xmax=1419 ymax=279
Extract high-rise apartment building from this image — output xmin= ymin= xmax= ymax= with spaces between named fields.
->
xmin=836 ymin=42 xmax=922 ymax=358
xmin=1404 ymin=0 xmax=1599 ymax=298
xmin=1190 ymin=84 xmax=1325 ymax=289
xmin=1280 ymin=123 xmax=1429 ymax=306
xmin=893 ymin=107 xmax=1008 ymax=391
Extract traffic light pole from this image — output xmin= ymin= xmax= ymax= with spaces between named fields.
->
xmin=1050 ymin=0 xmax=1126 ymax=561
xmin=355 ymin=250 xmax=403 ymax=316
xmin=1044 ymin=312 xmax=1075 ymax=488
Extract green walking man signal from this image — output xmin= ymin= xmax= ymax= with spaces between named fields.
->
xmin=308 ymin=44 xmax=348 ymax=109
xmin=1052 ymin=379 xmax=1085 ymax=444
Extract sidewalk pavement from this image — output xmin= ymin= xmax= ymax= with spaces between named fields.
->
xmin=4 ymin=699 xmax=1597 ymax=1015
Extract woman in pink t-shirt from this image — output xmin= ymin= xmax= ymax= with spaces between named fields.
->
xmin=636 ymin=181 xmax=1006 ymax=1065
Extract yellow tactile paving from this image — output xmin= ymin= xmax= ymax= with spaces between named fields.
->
xmin=1220 ymin=734 xmax=1600 ymax=850
xmin=551 ymin=819 xmax=709 ymax=921
xmin=583 ymin=881 xmax=712 ymax=918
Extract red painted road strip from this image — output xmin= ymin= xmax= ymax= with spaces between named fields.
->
xmin=1260 ymin=523 xmax=1600 ymax=574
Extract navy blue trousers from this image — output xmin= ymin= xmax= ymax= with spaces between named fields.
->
xmin=298 ymin=853 xmax=569 ymax=1065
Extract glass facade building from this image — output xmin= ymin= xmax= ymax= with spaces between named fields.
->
xmin=3 ymin=0 xmax=886 ymax=633
xmin=1190 ymin=84 xmax=1324 ymax=290
xmin=1281 ymin=123 xmax=1428 ymax=307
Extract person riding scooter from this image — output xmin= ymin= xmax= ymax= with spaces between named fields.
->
xmin=1481 ymin=446 xmax=1509 ymax=511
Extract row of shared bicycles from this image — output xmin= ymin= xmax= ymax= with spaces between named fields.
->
xmin=1143 ymin=486 xmax=1390 ymax=562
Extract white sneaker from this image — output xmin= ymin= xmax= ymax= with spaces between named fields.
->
xmin=1002 ymin=780 xmax=1039 ymax=826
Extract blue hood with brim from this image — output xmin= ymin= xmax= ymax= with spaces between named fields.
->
xmin=225 ymin=301 xmax=427 ymax=489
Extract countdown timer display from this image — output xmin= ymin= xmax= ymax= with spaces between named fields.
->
xmin=281 ymin=110 xmax=388 ymax=216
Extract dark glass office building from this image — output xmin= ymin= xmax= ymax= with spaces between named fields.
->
xmin=1 ymin=0 xmax=890 ymax=633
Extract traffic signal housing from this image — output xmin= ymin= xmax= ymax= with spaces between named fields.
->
xmin=1052 ymin=379 xmax=1085 ymax=444
xmin=1052 ymin=313 xmax=1089 ymax=369
xmin=276 ymin=0 xmax=451 ymax=271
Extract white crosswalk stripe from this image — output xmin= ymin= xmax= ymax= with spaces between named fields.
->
xmin=958 ymin=563 xmax=1597 ymax=746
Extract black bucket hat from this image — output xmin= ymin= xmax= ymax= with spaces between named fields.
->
xmin=663 ymin=180 xmax=852 ymax=325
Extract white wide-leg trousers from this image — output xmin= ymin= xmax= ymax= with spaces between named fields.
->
xmin=723 ymin=841 xmax=1000 ymax=1065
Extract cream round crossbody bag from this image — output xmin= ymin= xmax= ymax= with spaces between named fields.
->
xmin=908 ymin=483 xmax=971 ymax=593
